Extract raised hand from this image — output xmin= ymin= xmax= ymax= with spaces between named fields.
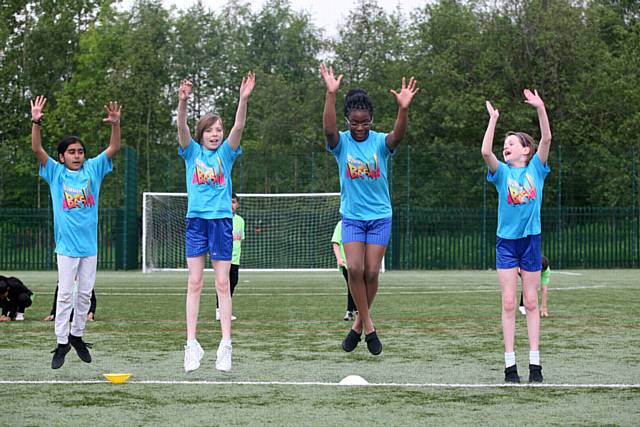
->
xmin=239 ymin=71 xmax=256 ymax=100
xmin=179 ymin=79 xmax=193 ymax=102
xmin=103 ymin=101 xmax=122 ymax=126
xmin=523 ymin=88 xmax=544 ymax=109
xmin=31 ymin=96 xmax=47 ymax=122
xmin=486 ymin=100 xmax=499 ymax=120
xmin=320 ymin=64 xmax=343 ymax=94
xmin=390 ymin=77 xmax=419 ymax=109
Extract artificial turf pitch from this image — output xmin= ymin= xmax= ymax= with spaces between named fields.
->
xmin=2 ymin=270 xmax=639 ymax=426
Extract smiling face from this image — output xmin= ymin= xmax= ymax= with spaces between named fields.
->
xmin=59 ymin=142 xmax=86 ymax=171
xmin=502 ymin=134 xmax=531 ymax=166
xmin=346 ymin=110 xmax=372 ymax=142
xmin=201 ymin=119 xmax=224 ymax=150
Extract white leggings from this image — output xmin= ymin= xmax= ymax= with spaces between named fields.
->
xmin=55 ymin=255 xmax=97 ymax=344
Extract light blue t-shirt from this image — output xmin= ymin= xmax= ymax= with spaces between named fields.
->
xmin=39 ymin=152 xmax=113 ymax=257
xmin=179 ymin=138 xmax=242 ymax=219
xmin=327 ymin=130 xmax=394 ymax=220
xmin=487 ymin=153 xmax=550 ymax=239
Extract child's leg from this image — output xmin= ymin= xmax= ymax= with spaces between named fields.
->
xmin=55 ymin=255 xmax=80 ymax=344
xmin=497 ymin=268 xmax=519 ymax=353
xmin=229 ymin=264 xmax=239 ymax=297
xmin=341 ymin=266 xmax=356 ymax=312
xmin=186 ymin=255 xmax=205 ymax=341
xmin=213 ymin=260 xmax=232 ymax=340
xmin=344 ymin=242 xmax=366 ymax=333
xmin=16 ymin=292 xmax=33 ymax=314
xmin=521 ymin=270 xmax=541 ymax=351
xmin=362 ymin=244 xmax=386 ymax=333
xmin=70 ymin=255 xmax=97 ymax=337
xmin=540 ymin=285 xmax=548 ymax=317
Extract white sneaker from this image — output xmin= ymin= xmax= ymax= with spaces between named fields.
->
xmin=216 ymin=309 xmax=237 ymax=321
xmin=15 ymin=313 xmax=24 ymax=321
xmin=519 ymin=306 xmax=526 ymax=316
xmin=343 ymin=311 xmax=353 ymax=321
xmin=184 ymin=340 xmax=204 ymax=373
xmin=215 ymin=343 xmax=232 ymax=372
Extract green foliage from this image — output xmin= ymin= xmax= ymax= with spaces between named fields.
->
xmin=0 ymin=0 xmax=638 ymax=209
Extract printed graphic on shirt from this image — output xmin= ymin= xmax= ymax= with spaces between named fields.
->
xmin=507 ymin=173 xmax=537 ymax=205
xmin=193 ymin=158 xmax=225 ymax=187
xmin=346 ymin=154 xmax=381 ymax=180
xmin=62 ymin=180 xmax=95 ymax=210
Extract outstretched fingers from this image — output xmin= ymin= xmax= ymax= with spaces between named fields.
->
xmin=30 ymin=96 xmax=47 ymax=121
xmin=320 ymin=63 xmax=342 ymax=92
xmin=390 ymin=76 xmax=419 ymax=108
xmin=103 ymin=101 xmax=122 ymax=124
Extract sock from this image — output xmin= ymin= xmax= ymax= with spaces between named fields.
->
xmin=220 ymin=338 xmax=232 ymax=347
xmin=530 ymin=351 xmax=540 ymax=365
xmin=187 ymin=339 xmax=198 ymax=348
xmin=504 ymin=352 xmax=516 ymax=368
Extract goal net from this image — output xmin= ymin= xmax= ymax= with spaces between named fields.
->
xmin=142 ymin=192 xmax=343 ymax=272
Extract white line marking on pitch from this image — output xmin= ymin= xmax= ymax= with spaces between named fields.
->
xmin=1 ymin=380 xmax=638 ymax=389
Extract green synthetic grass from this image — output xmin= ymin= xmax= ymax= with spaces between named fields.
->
xmin=2 ymin=270 xmax=639 ymax=426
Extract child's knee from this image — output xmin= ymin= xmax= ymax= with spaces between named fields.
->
xmin=502 ymin=297 xmax=517 ymax=313
xmin=187 ymin=278 xmax=203 ymax=293
xmin=216 ymin=279 xmax=230 ymax=295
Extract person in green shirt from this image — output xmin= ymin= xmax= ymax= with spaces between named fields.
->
xmin=216 ymin=193 xmax=245 ymax=321
xmin=519 ymin=255 xmax=551 ymax=317
xmin=332 ymin=220 xmax=357 ymax=321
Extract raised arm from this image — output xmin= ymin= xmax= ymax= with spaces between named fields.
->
xmin=481 ymin=100 xmax=500 ymax=173
xmin=103 ymin=102 xmax=122 ymax=159
xmin=320 ymin=64 xmax=342 ymax=148
xmin=386 ymin=77 xmax=419 ymax=151
xmin=30 ymin=96 xmax=49 ymax=166
xmin=227 ymin=71 xmax=256 ymax=151
xmin=177 ymin=79 xmax=193 ymax=149
xmin=524 ymin=89 xmax=552 ymax=164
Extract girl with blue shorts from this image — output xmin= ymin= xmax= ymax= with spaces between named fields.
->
xmin=177 ymin=73 xmax=255 ymax=373
xmin=320 ymin=64 xmax=419 ymax=355
xmin=481 ymin=89 xmax=552 ymax=383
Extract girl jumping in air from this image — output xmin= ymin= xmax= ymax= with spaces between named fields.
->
xmin=481 ymin=89 xmax=552 ymax=383
xmin=31 ymin=96 xmax=121 ymax=369
xmin=177 ymin=72 xmax=255 ymax=373
xmin=320 ymin=64 xmax=418 ymax=355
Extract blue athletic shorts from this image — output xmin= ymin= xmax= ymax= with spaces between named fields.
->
xmin=342 ymin=217 xmax=392 ymax=246
xmin=496 ymin=234 xmax=542 ymax=271
xmin=185 ymin=217 xmax=233 ymax=261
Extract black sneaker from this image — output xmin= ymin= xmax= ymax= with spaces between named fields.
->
xmin=69 ymin=334 xmax=92 ymax=363
xmin=51 ymin=343 xmax=71 ymax=369
xmin=342 ymin=329 xmax=362 ymax=352
xmin=529 ymin=364 xmax=543 ymax=383
xmin=504 ymin=365 xmax=520 ymax=383
xmin=365 ymin=331 xmax=382 ymax=355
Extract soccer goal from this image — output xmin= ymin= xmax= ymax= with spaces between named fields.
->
xmin=142 ymin=192 xmax=344 ymax=272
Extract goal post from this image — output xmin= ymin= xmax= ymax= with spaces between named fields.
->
xmin=143 ymin=192 xmax=347 ymax=272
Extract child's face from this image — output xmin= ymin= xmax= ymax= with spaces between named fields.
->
xmin=231 ymin=197 xmax=238 ymax=214
xmin=59 ymin=142 xmax=85 ymax=170
xmin=502 ymin=134 xmax=530 ymax=164
xmin=202 ymin=119 xmax=224 ymax=150
xmin=346 ymin=110 xmax=372 ymax=142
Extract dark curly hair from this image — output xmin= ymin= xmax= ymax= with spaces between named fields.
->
xmin=344 ymin=88 xmax=373 ymax=118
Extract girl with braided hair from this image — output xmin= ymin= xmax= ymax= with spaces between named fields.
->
xmin=320 ymin=64 xmax=418 ymax=355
